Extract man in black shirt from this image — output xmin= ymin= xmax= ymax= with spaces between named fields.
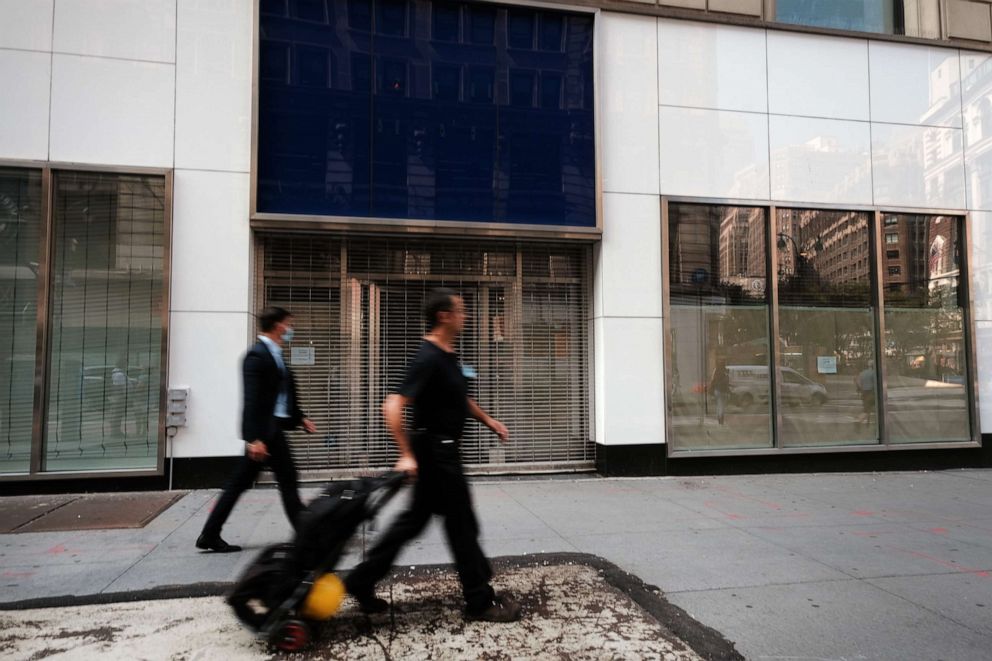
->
xmin=345 ymin=288 xmax=521 ymax=622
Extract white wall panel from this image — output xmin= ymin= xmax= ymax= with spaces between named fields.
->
xmin=49 ymin=54 xmax=175 ymax=167
xmin=0 ymin=0 xmax=53 ymax=52
xmin=768 ymin=31 xmax=870 ymax=121
xmin=769 ymin=114 xmax=872 ymax=205
xmin=976 ymin=321 xmax=992 ymax=433
xmin=659 ymin=105 xmax=770 ymax=200
xmin=54 ymin=0 xmax=175 ymax=63
xmin=872 ymin=122 xmax=966 ymax=209
xmin=170 ymin=170 xmax=250 ymax=313
xmin=969 ymin=211 xmax=992 ymax=321
xmin=594 ymin=317 xmax=665 ymax=446
xmin=0 ymin=49 xmax=50 ymax=160
xmin=600 ymin=12 xmax=659 ymax=195
xmin=961 ymin=51 xmax=992 ymax=211
xmin=600 ymin=193 xmax=662 ymax=318
xmin=869 ymin=42 xmax=961 ymax=128
xmin=168 ymin=311 xmax=250 ymax=458
xmin=658 ymin=19 xmax=767 ymax=113
xmin=174 ymin=0 xmax=251 ymax=172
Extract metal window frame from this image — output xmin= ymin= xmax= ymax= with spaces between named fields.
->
xmin=661 ymin=195 xmax=982 ymax=459
xmin=0 ymin=160 xmax=172 ymax=482
xmin=763 ymin=0 xmax=948 ymax=38
xmin=249 ymin=0 xmax=604 ymax=242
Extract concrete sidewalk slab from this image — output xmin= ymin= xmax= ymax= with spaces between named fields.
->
xmin=2 ymin=469 xmax=991 ymax=660
xmin=745 ymin=522 xmax=992 ymax=579
xmin=567 ymin=527 xmax=850 ymax=593
xmin=666 ymin=578 xmax=991 ymax=661
xmin=866 ymin=572 xmax=992 ymax=636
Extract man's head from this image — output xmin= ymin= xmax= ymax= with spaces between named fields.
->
xmin=423 ymin=288 xmax=465 ymax=334
xmin=259 ymin=306 xmax=294 ymax=344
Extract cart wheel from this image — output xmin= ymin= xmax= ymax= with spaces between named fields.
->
xmin=270 ymin=619 xmax=311 ymax=653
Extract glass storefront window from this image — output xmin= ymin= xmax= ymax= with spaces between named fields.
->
xmin=668 ymin=204 xmax=773 ymax=451
xmin=776 ymin=0 xmax=904 ymax=35
xmin=44 ymin=172 xmax=165 ymax=472
xmin=776 ymin=209 xmax=879 ymax=447
xmin=881 ymin=214 xmax=971 ymax=443
xmin=665 ymin=202 xmax=976 ymax=453
xmin=0 ymin=168 xmax=42 ymax=474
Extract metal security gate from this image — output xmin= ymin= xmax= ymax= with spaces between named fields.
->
xmin=257 ymin=234 xmax=593 ymax=477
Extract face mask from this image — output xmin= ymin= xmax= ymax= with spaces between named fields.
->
xmin=281 ymin=327 xmax=295 ymax=343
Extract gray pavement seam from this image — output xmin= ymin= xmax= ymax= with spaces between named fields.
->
xmin=863 ymin=576 xmax=990 ymax=638
xmin=99 ymin=492 xmax=208 ymax=594
xmin=490 ymin=484 xmax=580 ymax=551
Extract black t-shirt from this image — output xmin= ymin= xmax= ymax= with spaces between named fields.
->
xmin=396 ymin=339 xmax=469 ymax=440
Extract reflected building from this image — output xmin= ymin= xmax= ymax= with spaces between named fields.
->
xmin=718 ymin=206 xmax=765 ymax=295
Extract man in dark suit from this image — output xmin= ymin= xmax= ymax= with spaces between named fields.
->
xmin=196 ymin=306 xmax=317 ymax=552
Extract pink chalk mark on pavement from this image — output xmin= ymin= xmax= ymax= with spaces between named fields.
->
xmin=851 ymin=529 xmax=991 ymax=579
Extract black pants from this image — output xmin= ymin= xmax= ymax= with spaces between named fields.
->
xmin=345 ymin=433 xmax=495 ymax=612
xmin=200 ymin=430 xmax=302 ymax=538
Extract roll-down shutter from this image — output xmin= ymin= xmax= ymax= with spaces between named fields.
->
xmin=257 ymin=234 xmax=593 ymax=476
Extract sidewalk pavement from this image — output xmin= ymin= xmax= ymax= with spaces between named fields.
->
xmin=2 ymin=469 xmax=992 ymax=660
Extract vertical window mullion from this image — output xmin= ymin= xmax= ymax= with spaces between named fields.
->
xmin=872 ymin=209 xmax=890 ymax=446
xmin=767 ymin=205 xmax=782 ymax=449
xmin=961 ymin=211 xmax=982 ymax=442
xmin=29 ymin=168 xmax=54 ymax=475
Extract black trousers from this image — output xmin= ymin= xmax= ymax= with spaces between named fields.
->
xmin=200 ymin=430 xmax=302 ymax=538
xmin=345 ymin=433 xmax=495 ymax=612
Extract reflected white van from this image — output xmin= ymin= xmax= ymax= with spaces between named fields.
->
xmin=728 ymin=365 xmax=828 ymax=409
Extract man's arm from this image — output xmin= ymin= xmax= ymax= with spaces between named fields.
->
xmin=468 ymin=398 xmax=509 ymax=443
xmin=383 ymin=393 xmax=418 ymax=475
xmin=288 ymin=371 xmax=317 ymax=434
xmin=242 ymin=351 xmax=270 ymax=461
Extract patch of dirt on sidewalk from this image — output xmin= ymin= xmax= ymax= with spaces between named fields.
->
xmin=0 ymin=555 xmax=742 ymax=660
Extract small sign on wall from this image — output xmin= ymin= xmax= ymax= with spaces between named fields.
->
xmin=291 ymin=346 xmax=315 ymax=366
xmin=817 ymin=356 xmax=837 ymax=374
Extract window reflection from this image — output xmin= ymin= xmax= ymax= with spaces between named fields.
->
xmin=507 ymin=9 xmax=535 ymax=49
xmin=45 ymin=172 xmax=164 ymax=472
xmin=882 ymin=214 xmax=970 ymax=442
xmin=257 ymin=0 xmax=595 ymax=227
xmin=469 ymin=5 xmax=496 ymax=45
xmin=433 ymin=2 xmax=460 ymax=42
xmin=776 ymin=0 xmax=903 ymax=35
xmin=669 ymin=204 xmax=773 ymax=451
xmin=0 ymin=168 xmax=41 ymax=474
xmin=776 ymin=209 xmax=879 ymax=447
xmin=377 ymin=0 xmax=408 ymax=36
xmin=668 ymin=203 xmax=975 ymax=452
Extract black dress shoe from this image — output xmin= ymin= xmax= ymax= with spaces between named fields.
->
xmin=195 ymin=534 xmax=242 ymax=553
xmin=465 ymin=594 xmax=522 ymax=623
xmin=348 ymin=589 xmax=388 ymax=614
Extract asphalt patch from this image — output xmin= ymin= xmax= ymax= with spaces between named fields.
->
xmin=0 ymin=553 xmax=742 ymax=661
xmin=6 ymin=492 xmax=184 ymax=533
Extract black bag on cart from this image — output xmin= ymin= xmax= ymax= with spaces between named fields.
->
xmin=226 ymin=471 xmax=405 ymax=652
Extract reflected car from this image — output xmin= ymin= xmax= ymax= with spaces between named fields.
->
xmin=728 ymin=365 xmax=828 ymax=409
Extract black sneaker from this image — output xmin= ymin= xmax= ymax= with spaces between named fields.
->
xmin=195 ymin=534 xmax=242 ymax=553
xmin=465 ymin=594 xmax=522 ymax=623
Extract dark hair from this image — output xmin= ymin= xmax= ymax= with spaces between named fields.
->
xmin=259 ymin=306 xmax=292 ymax=332
xmin=423 ymin=288 xmax=458 ymax=328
